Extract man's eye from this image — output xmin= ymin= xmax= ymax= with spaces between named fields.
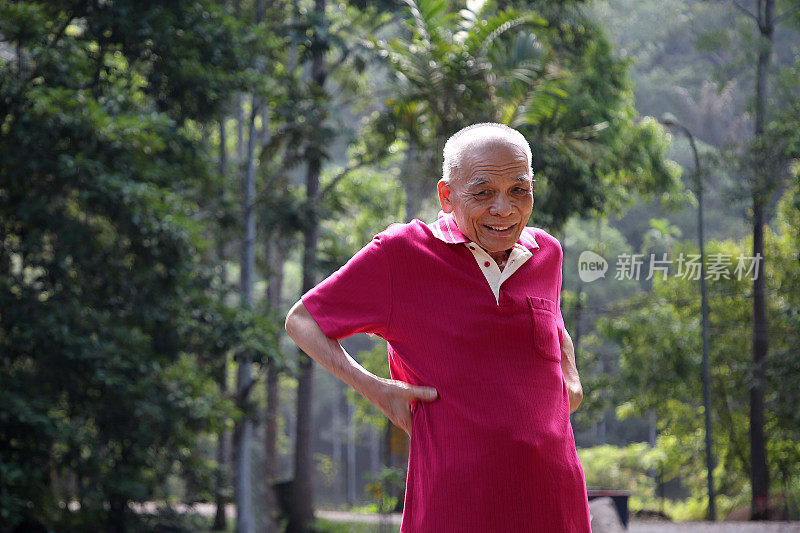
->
xmin=513 ymin=187 xmax=530 ymax=194
xmin=472 ymin=190 xmax=489 ymax=197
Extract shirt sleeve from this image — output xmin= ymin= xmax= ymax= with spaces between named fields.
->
xmin=301 ymin=233 xmax=392 ymax=340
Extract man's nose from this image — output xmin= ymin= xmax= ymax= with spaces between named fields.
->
xmin=489 ymin=194 xmax=514 ymax=216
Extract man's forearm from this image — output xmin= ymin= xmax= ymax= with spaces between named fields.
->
xmin=285 ymin=300 xmax=386 ymax=402
xmin=560 ymin=330 xmax=583 ymax=413
xmin=285 ymin=300 xmax=438 ymax=436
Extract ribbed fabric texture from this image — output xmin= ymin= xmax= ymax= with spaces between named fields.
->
xmin=302 ymin=216 xmax=591 ymax=533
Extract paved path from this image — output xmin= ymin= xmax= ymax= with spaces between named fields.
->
xmin=316 ymin=511 xmax=800 ymax=532
xmin=149 ymin=505 xmax=799 ymax=532
xmin=317 ymin=510 xmax=402 ymax=525
xmin=629 ymin=523 xmax=800 ymax=533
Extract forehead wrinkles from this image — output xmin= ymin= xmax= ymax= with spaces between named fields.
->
xmin=462 ymin=138 xmax=528 ymax=168
xmin=466 ymin=158 xmax=530 ymax=184
xmin=470 ymin=160 xmax=529 ymax=174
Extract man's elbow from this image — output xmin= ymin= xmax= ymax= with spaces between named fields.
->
xmin=285 ymin=300 xmax=304 ymax=339
xmin=568 ymin=381 xmax=584 ymax=414
xmin=574 ymin=384 xmax=584 ymax=404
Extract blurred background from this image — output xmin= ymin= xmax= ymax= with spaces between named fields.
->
xmin=1 ymin=0 xmax=799 ymax=531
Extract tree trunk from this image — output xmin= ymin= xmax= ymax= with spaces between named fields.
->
xmin=236 ymin=95 xmax=259 ymax=533
xmin=290 ymin=158 xmax=321 ymax=532
xmin=108 ymin=493 xmax=127 ymax=533
xmin=264 ymin=234 xmax=285 ymax=483
xmin=214 ymin=364 xmax=233 ymax=530
xmin=237 ymin=94 xmax=246 ymax=164
xmin=333 ymin=380 xmax=344 ymax=504
xmin=265 ymin=361 xmax=280 ymax=479
xmin=289 ymin=3 xmax=327 ymax=527
xmin=255 ymin=0 xmax=266 ymax=23
xmin=749 ymin=0 xmax=773 ymax=519
xmin=213 ymin=118 xmax=231 ymax=532
xmin=383 ymin=420 xmax=392 ymax=469
xmin=370 ymin=424 xmax=380 ymax=481
xmin=262 ymin=231 xmax=287 ymax=533
xmin=402 ymin=145 xmax=426 ymax=221
xmin=750 ymin=199 xmax=769 ymax=519
xmin=347 ymin=399 xmax=357 ymax=505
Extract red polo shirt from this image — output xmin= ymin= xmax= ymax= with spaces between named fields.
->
xmin=302 ymin=213 xmax=591 ymax=532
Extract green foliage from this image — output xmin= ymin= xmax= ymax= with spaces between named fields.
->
xmin=320 ymin=162 xmax=407 ymax=272
xmin=593 ymin=185 xmax=800 ymax=518
xmin=345 ymin=341 xmax=394 ymax=431
xmin=579 ymin=440 xmax=756 ymax=520
xmin=2 ymin=0 xmax=798 ymax=524
xmin=560 ymin=217 xmax=640 ymax=435
xmin=369 ymin=0 xmax=682 ymax=224
xmin=578 ymin=443 xmax=662 ymax=510
xmin=0 ymin=1 xmax=280 ymax=529
xmin=364 ymin=467 xmax=405 ymax=515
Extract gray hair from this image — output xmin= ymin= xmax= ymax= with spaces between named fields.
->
xmin=442 ymin=123 xmax=533 ymax=183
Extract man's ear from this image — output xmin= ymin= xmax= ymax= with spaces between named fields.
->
xmin=437 ymin=179 xmax=454 ymax=213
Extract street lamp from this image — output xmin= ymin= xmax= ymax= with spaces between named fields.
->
xmin=660 ymin=112 xmax=716 ymax=521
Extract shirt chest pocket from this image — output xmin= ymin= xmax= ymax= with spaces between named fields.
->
xmin=527 ymin=296 xmax=561 ymax=362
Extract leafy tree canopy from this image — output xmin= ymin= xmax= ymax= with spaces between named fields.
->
xmin=368 ymin=0 xmax=682 ymax=225
xmin=0 ymin=1 xmax=279 ymax=529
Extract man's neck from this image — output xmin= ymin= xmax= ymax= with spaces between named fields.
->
xmin=489 ymin=249 xmax=512 ymax=271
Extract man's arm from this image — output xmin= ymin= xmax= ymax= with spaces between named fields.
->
xmin=560 ymin=329 xmax=583 ymax=414
xmin=285 ymin=300 xmax=438 ymax=436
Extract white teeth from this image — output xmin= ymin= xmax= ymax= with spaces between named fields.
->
xmin=486 ymin=224 xmax=512 ymax=230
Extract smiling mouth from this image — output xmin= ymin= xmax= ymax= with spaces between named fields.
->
xmin=484 ymin=223 xmax=515 ymax=232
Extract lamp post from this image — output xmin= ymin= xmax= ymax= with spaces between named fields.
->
xmin=660 ymin=113 xmax=716 ymax=521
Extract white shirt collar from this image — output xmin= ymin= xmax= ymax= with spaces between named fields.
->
xmin=427 ymin=211 xmax=536 ymax=305
xmin=462 ymin=241 xmax=533 ymax=304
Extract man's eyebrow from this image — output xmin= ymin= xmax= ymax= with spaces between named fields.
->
xmin=465 ymin=178 xmax=490 ymax=188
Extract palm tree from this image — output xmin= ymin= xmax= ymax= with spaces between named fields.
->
xmin=374 ymin=0 xmax=559 ymax=216
xmin=372 ymin=0 xmax=668 ymax=225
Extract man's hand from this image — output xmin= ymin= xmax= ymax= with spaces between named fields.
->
xmin=366 ymin=379 xmax=438 ymax=437
xmin=285 ymin=300 xmax=438 ymax=436
xmin=560 ymin=329 xmax=583 ymax=414
xmin=564 ymin=377 xmax=583 ymax=414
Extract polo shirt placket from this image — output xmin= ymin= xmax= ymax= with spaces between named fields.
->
xmin=430 ymin=210 xmax=537 ymax=305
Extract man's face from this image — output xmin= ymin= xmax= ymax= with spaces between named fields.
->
xmin=438 ymin=138 xmax=534 ymax=256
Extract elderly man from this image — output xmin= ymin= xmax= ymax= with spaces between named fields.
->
xmin=285 ymin=123 xmax=590 ymax=532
